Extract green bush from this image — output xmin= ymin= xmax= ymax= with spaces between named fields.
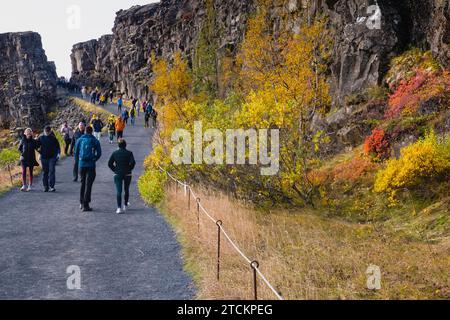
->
xmin=0 ymin=148 xmax=20 ymax=186
xmin=138 ymin=168 xmax=167 ymax=205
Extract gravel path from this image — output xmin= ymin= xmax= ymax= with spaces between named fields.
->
xmin=0 ymin=101 xmax=195 ymax=299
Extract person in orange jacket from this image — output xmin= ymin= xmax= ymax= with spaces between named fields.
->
xmin=115 ymin=116 xmax=126 ymax=140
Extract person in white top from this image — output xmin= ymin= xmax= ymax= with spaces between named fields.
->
xmin=60 ymin=121 xmax=73 ymax=156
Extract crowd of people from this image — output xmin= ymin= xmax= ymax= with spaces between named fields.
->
xmin=16 ymin=87 xmax=158 ymax=214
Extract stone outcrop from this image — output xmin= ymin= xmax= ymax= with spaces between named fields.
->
xmin=0 ymin=32 xmax=57 ymax=129
xmin=70 ymin=0 xmax=449 ymax=103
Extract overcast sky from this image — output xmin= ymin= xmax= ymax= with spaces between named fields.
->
xmin=0 ymin=0 xmax=158 ymax=79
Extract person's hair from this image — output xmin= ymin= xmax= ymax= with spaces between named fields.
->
xmin=25 ymin=128 xmax=33 ymax=136
xmin=86 ymin=126 xmax=94 ymax=134
xmin=44 ymin=126 xmax=52 ymax=132
xmin=118 ymin=138 xmax=127 ymax=149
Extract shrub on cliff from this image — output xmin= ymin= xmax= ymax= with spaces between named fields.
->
xmin=374 ymin=131 xmax=450 ymax=201
xmin=364 ymin=128 xmax=391 ymax=162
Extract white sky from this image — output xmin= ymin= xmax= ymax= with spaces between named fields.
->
xmin=0 ymin=0 xmax=159 ymax=79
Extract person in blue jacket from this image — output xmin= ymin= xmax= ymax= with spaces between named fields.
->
xmin=75 ymin=126 xmax=102 ymax=212
xmin=37 ymin=126 xmax=60 ymax=192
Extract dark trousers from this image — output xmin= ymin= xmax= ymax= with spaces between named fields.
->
xmin=114 ymin=175 xmax=132 ymax=208
xmin=41 ymin=157 xmax=57 ymax=189
xmin=73 ymin=158 xmax=79 ymax=180
xmin=117 ymin=131 xmax=124 ymax=139
xmin=64 ymin=139 xmax=71 ymax=156
xmin=80 ymin=167 xmax=96 ymax=207
xmin=21 ymin=165 xmax=34 ymax=186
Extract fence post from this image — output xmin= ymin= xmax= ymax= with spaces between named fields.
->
xmin=251 ymin=261 xmax=259 ymax=300
xmin=187 ymin=187 xmax=191 ymax=210
xmin=196 ymin=198 xmax=201 ymax=233
xmin=216 ymin=220 xmax=223 ymax=281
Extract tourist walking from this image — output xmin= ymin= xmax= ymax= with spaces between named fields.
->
xmin=122 ymin=109 xmax=130 ymax=125
xmin=37 ymin=126 xmax=60 ymax=192
xmin=18 ymin=128 xmax=39 ymax=192
xmin=108 ymin=138 xmax=136 ymax=214
xmin=60 ymin=121 xmax=73 ymax=156
xmin=107 ymin=115 xmax=116 ymax=144
xmin=130 ymin=108 xmax=136 ymax=126
xmin=151 ymin=109 xmax=158 ymax=129
xmin=71 ymin=122 xmax=86 ymax=182
xmin=115 ymin=116 xmax=126 ymax=139
xmin=91 ymin=115 xmax=104 ymax=141
xmin=75 ymin=126 xmax=102 ymax=212
xmin=118 ymin=96 xmax=123 ymax=113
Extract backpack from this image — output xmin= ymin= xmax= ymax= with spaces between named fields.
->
xmin=79 ymin=137 xmax=97 ymax=162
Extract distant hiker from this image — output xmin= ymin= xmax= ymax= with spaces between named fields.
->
xmin=37 ymin=126 xmax=60 ymax=193
xmin=122 ymin=109 xmax=130 ymax=125
xmin=130 ymin=108 xmax=136 ymax=126
xmin=60 ymin=121 xmax=73 ymax=156
xmin=108 ymin=138 xmax=136 ymax=214
xmin=91 ymin=90 xmax=97 ymax=104
xmin=18 ymin=128 xmax=39 ymax=192
xmin=118 ymin=96 xmax=123 ymax=113
xmin=71 ymin=122 xmax=86 ymax=182
xmin=75 ymin=126 xmax=102 ymax=212
xmin=115 ymin=116 xmax=126 ymax=140
xmin=109 ymin=90 xmax=114 ymax=103
xmin=91 ymin=115 xmax=104 ymax=141
xmin=151 ymin=109 xmax=158 ymax=129
xmin=142 ymin=100 xmax=147 ymax=114
xmin=132 ymin=97 xmax=138 ymax=109
xmin=107 ymin=115 xmax=116 ymax=144
xmin=99 ymin=94 xmax=106 ymax=106
xmin=81 ymin=87 xmax=87 ymax=100
xmin=144 ymin=102 xmax=153 ymax=129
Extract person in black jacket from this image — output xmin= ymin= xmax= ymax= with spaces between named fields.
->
xmin=70 ymin=122 xmax=86 ymax=182
xmin=37 ymin=126 xmax=60 ymax=192
xmin=108 ymin=139 xmax=136 ymax=214
xmin=18 ymin=128 xmax=40 ymax=192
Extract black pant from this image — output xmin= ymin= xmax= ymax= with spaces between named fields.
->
xmin=64 ymin=139 xmax=71 ymax=156
xmin=73 ymin=158 xmax=79 ymax=180
xmin=114 ymin=175 xmax=132 ymax=208
xmin=80 ymin=167 xmax=96 ymax=207
xmin=117 ymin=131 xmax=123 ymax=139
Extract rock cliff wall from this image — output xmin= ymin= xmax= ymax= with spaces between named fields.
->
xmin=0 ymin=32 xmax=57 ymax=129
xmin=70 ymin=0 xmax=449 ymax=103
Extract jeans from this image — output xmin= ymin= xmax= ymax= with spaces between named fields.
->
xmin=41 ymin=157 xmax=57 ymax=189
xmin=64 ymin=139 xmax=72 ymax=156
xmin=93 ymin=132 xmax=101 ymax=140
xmin=131 ymin=117 xmax=135 ymax=126
xmin=109 ymin=132 xmax=115 ymax=142
xmin=80 ymin=167 xmax=96 ymax=207
xmin=114 ymin=175 xmax=132 ymax=208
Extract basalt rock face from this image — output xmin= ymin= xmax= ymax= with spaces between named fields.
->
xmin=0 ymin=32 xmax=57 ymax=129
xmin=71 ymin=0 xmax=253 ymax=99
xmin=71 ymin=0 xmax=449 ymax=103
xmin=70 ymin=35 xmax=114 ymax=89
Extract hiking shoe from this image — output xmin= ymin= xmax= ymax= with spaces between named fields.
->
xmin=44 ymin=188 xmax=49 ymax=192
xmin=27 ymin=185 xmax=32 ymax=192
xmin=116 ymin=208 xmax=122 ymax=214
xmin=20 ymin=185 xmax=26 ymax=192
xmin=122 ymin=205 xmax=127 ymax=213
xmin=49 ymin=188 xmax=56 ymax=192
xmin=83 ymin=207 xmax=93 ymax=212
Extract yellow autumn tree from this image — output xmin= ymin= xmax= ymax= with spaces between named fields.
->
xmin=236 ymin=3 xmax=333 ymax=205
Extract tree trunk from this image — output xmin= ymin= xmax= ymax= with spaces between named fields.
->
xmin=7 ymin=164 xmax=13 ymax=186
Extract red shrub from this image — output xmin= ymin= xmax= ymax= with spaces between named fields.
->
xmin=332 ymin=155 xmax=376 ymax=183
xmin=364 ymin=128 xmax=391 ymax=162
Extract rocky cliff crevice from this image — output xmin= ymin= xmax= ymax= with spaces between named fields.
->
xmin=70 ymin=0 xmax=449 ymax=103
xmin=0 ymin=32 xmax=57 ymax=129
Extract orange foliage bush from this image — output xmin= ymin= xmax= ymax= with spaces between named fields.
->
xmin=332 ymin=155 xmax=376 ymax=183
xmin=385 ymin=70 xmax=449 ymax=119
xmin=364 ymin=128 xmax=391 ymax=162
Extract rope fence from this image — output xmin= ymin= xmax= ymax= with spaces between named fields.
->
xmin=158 ymin=165 xmax=284 ymax=301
